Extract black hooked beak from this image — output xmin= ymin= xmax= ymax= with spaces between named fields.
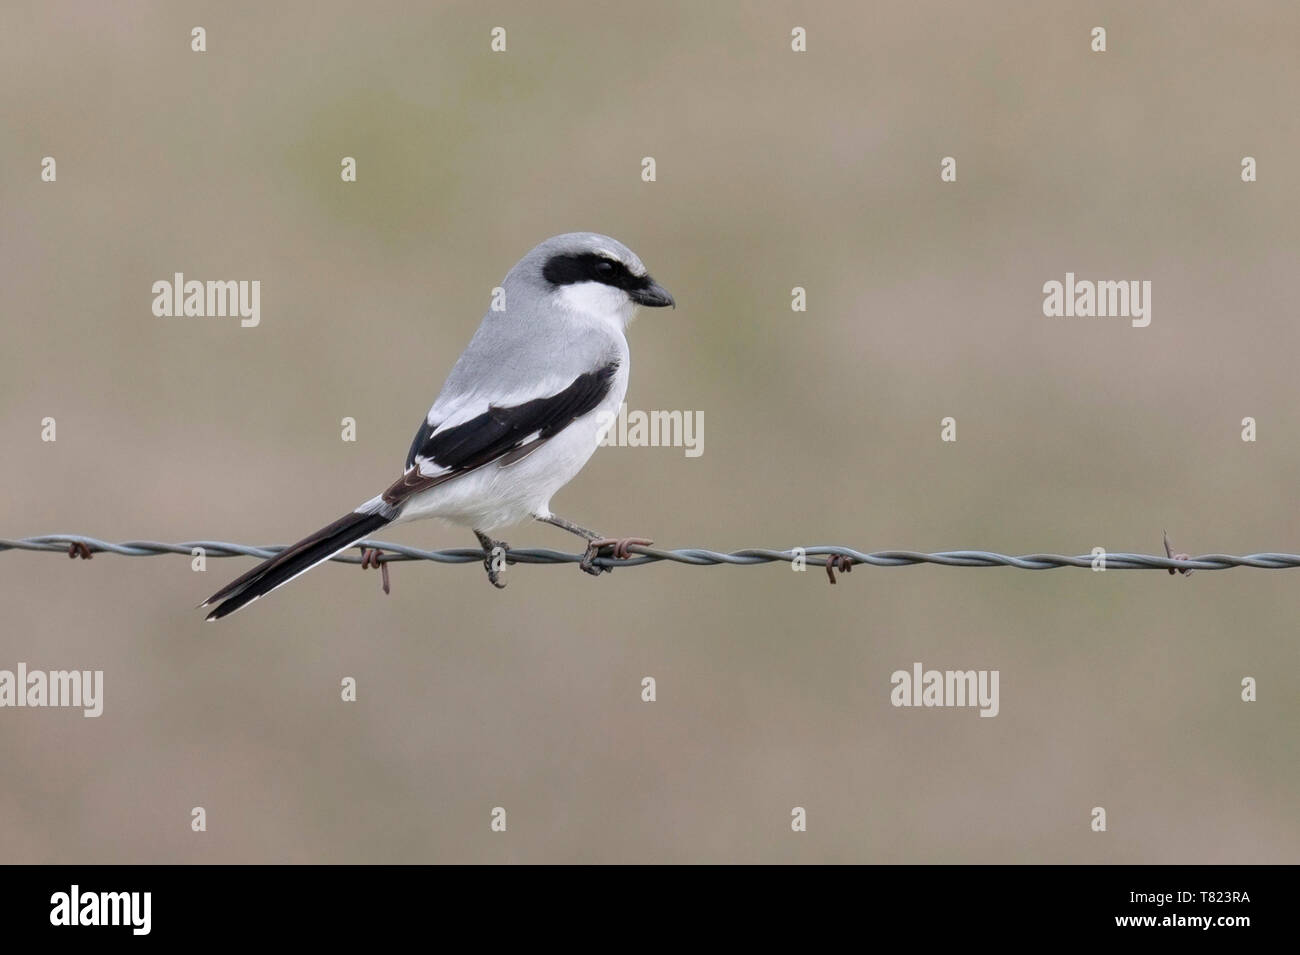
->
xmin=630 ymin=278 xmax=675 ymax=309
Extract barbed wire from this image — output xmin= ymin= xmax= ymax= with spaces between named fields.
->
xmin=2 ymin=534 xmax=1298 ymax=574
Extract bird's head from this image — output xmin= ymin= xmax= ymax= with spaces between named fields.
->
xmin=509 ymin=232 xmax=674 ymax=328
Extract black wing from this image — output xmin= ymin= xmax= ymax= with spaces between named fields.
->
xmin=387 ymin=361 xmax=619 ymax=505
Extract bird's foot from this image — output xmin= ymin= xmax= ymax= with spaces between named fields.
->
xmin=825 ymin=553 xmax=854 ymax=584
xmin=474 ymin=531 xmax=510 ymax=589
xmin=67 ymin=541 xmax=93 ymax=560
xmin=360 ymin=547 xmax=391 ymax=594
xmin=484 ymin=541 xmax=510 ymax=589
xmin=580 ymin=537 xmax=653 ymax=576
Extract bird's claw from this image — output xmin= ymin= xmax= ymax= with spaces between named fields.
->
xmin=360 ymin=547 xmax=391 ymax=594
xmin=67 ymin=541 xmax=93 ymax=560
xmin=472 ymin=531 xmax=511 ymax=589
xmin=825 ymin=553 xmax=854 ymax=584
xmin=484 ymin=542 xmax=509 ymax=589
xmin=580 ymin=537 xmax=653 ymax=575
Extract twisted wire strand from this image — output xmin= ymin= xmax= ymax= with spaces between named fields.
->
xmin=2 ymin=534 xmax=1296 ymax=572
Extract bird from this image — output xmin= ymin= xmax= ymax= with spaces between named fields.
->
xmin=201 ymin=232 xmax=674 ymax=621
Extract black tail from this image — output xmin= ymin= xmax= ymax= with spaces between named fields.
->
xmin=202 ymin=509 xmax=392 ymax=621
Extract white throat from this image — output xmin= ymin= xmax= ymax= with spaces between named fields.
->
xmin=554 ymin=281 xmax=638 ymax=331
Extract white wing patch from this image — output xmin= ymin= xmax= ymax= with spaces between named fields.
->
xmin=425 ymin=376 xmax=580 ymax=431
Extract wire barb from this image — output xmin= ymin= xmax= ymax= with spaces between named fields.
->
xmin=3 ymin=534 xmax=1298 ymax=573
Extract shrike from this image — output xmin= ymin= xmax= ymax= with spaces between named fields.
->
xmin=202 ymin=232 xmax=674 ymax=620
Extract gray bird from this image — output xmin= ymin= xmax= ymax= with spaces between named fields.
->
xmin=202 ymin=232 xmax=674 ymax=620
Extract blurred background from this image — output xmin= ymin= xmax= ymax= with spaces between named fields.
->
xmin=1 ymin=0 xmax=1297 ymax=863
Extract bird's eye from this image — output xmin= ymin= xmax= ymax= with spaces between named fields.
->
xmin=595 ymin=259 xmax=616 ymax=276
